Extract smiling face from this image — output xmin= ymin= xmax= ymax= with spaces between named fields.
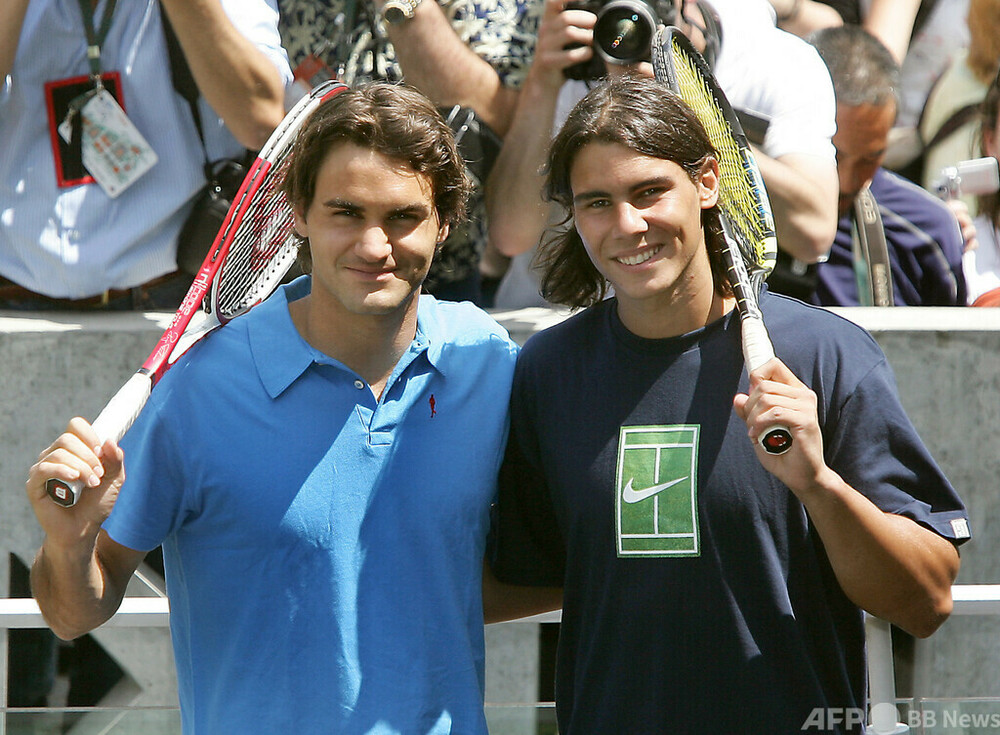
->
xmin=292 ymin=142 xmax=447 ymax=321
xmin=570 ymin=141 xmax=720 ymax=333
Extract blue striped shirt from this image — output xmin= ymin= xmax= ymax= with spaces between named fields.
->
xmin=0 ymin=0 xmax=290 ymax=298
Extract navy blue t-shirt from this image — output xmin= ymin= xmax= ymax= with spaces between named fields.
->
xmin=491 ymin=290 xmax=969 ymax=734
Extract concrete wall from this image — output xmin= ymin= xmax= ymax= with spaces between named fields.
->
xmin=3 ymin=305 xmax=999 ymax=720
xmin=831 ymin=308 xmax=1000 ymax=701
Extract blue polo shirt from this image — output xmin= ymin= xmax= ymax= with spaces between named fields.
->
xmin=104 ymin=276 xmax=518 ymax=735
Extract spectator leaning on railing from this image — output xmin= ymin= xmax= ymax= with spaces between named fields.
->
xmin=808 ymin=25 xmax=968 ymax=307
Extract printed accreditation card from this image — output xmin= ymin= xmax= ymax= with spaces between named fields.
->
xmin=47 ymin=75 xmax=157 ymax=197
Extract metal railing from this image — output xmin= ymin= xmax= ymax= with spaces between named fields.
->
xmin=4 ymin=586 xmax=1000 ymax=734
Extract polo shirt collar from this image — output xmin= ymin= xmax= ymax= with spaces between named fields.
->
xmin=249 ymin=276 xmax=446 ymax=399
xmin=413 ymin=295 xmax=449 ymax=378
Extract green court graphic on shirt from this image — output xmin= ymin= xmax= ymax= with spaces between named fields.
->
xmin=616 ymin=425 xmax=700 ymax=557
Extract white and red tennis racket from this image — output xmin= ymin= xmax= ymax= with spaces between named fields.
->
xmin=46 ymin=80 xmax=349 ymax=507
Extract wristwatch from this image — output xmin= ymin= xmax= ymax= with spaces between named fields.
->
xmin=382 ymin=0 xmax=423 ymax=24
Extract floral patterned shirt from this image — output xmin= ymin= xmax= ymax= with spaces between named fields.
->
xmin=280 ymin=0 xmax=540 ymax=87
xmin=278 ymin=0 xmax=542 ymax=294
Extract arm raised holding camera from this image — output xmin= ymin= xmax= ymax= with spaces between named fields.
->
xmin=486 ymin=0 xmax=596 ymax=258
xmin=751 ymin=148 xmax=838 ymax=263
xmin=379 ymin=0 xmax=526 ymax=136
xmin=160 ymin=0 xmax=287 ymax=150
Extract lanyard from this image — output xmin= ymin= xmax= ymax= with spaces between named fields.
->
xmin=63 ymin=0 xmax=120 ymax=127
xmin=77 ymin=0 xmax=119 ymax=79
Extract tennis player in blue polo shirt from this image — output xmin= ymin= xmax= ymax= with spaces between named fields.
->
xmin=27 ymin=83 xmax=520 ymax=734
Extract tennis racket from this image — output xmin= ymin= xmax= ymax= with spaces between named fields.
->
xmin=46 ymin=79 xmax=350 ymax=507
xmin=652 ymin=27 xmax=792 ymax=455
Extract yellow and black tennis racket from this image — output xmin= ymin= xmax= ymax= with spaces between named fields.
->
xmin=652 ymin=26 xmax=791 ymax=455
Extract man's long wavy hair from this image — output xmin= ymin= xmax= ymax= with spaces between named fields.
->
xmin=537 ymin=76 xmax=731 ymax=309
xmin=281 ymin=82 xmax=472 ymax=272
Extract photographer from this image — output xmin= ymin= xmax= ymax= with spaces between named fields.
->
xmin=0 ymin=0 xmax=290 ymax=310
xmin=481 ymin=0 xmax=595 ymax=308
xmin=485 ymin=0 xmax=839 ymax=308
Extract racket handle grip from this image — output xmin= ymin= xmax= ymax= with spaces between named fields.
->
xmin=741 ymin=315 xmax=775 ymax=373
xmin=759 ymin=426 xmax=793 ymax=455
xmin=45 ymin=478 xmax=83 ymax=507
xmin=45 ymin=372 xmax=153 ymax=508
xmin=741 ymin=318 xmax=794 ymax=455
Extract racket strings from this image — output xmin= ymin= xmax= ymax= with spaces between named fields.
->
xmin=215 ymin=155 xmax=300 ymax=319
xmin=669 ymin=42 xmax=777 ymax=275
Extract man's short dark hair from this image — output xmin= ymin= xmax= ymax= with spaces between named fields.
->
xmin=538 ymin=75 xmax=730 ymax=308
xmin=282 ymin=82 xmax=472 ymax=269
xmin=809 ymin=25 xmax=900 ymax=110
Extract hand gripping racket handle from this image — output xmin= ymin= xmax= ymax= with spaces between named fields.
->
xmin=45 ymin=372 xmax=153 ymax=507
xmin=741 ymin=318 xmax=793 ymax=456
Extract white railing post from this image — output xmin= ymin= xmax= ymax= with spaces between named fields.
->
xmin=866 ymin=614 xmax=909 ymax=734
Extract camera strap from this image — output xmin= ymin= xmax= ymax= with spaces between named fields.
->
xmin=161 ymin=3 xmax=209 ymax=166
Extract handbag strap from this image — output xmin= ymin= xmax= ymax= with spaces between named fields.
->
xmin=851 ymin=185 xmax=894 ymax=306
xmin=924 ymin=103 xmax=981 ymax=152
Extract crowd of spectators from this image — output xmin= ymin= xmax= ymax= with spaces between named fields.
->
xmin=3 ymin=0 xmax=998 ymax=316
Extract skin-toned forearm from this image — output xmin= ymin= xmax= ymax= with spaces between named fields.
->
xmin=27 ymin=423 xmax=146 ymax=640
xmin=753 ymin=151 xmax=838 ymax=262
xmin=735 ymin=361 xmax=960 ymax=639
xmin=381 ymin=0 xmax=519 ymax=136
xmin=0 ymin=0 xmax=30 ymax=80
xmin=486 ymin=76 xmax=562 ymax=257
xmin=159 ymin=0 xmax=285 ymax=149
xmin=485 ymin=0 xmax=595 ymax=254
xmin=772 ymin=0 xmax=843 ymax=39
xmin=482 ymin=561 xmax=563 ymax=624
xmin=863 ymin=0 xmax=920 ymax=65
xmin=31 ymin=534 xmax=130 ymax=641
xmin=796 ymin=468 xmax=960 ymax=638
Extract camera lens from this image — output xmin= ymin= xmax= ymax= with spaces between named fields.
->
xmin=594 ymin=0 xmax=658 ymax=65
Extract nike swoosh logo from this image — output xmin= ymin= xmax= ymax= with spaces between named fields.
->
xmin=621 ymin=476 xmax=689 ymax=504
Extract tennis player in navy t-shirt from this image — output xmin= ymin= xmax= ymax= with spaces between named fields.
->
xmin=490 ymin=76 xmax=969 ymax=735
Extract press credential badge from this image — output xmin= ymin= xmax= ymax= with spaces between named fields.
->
xmin=58 ymin=88 xmax=157 ymax=198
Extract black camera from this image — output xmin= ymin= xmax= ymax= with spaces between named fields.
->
xmin=563 ymin=0 xmax=677 ymax=80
